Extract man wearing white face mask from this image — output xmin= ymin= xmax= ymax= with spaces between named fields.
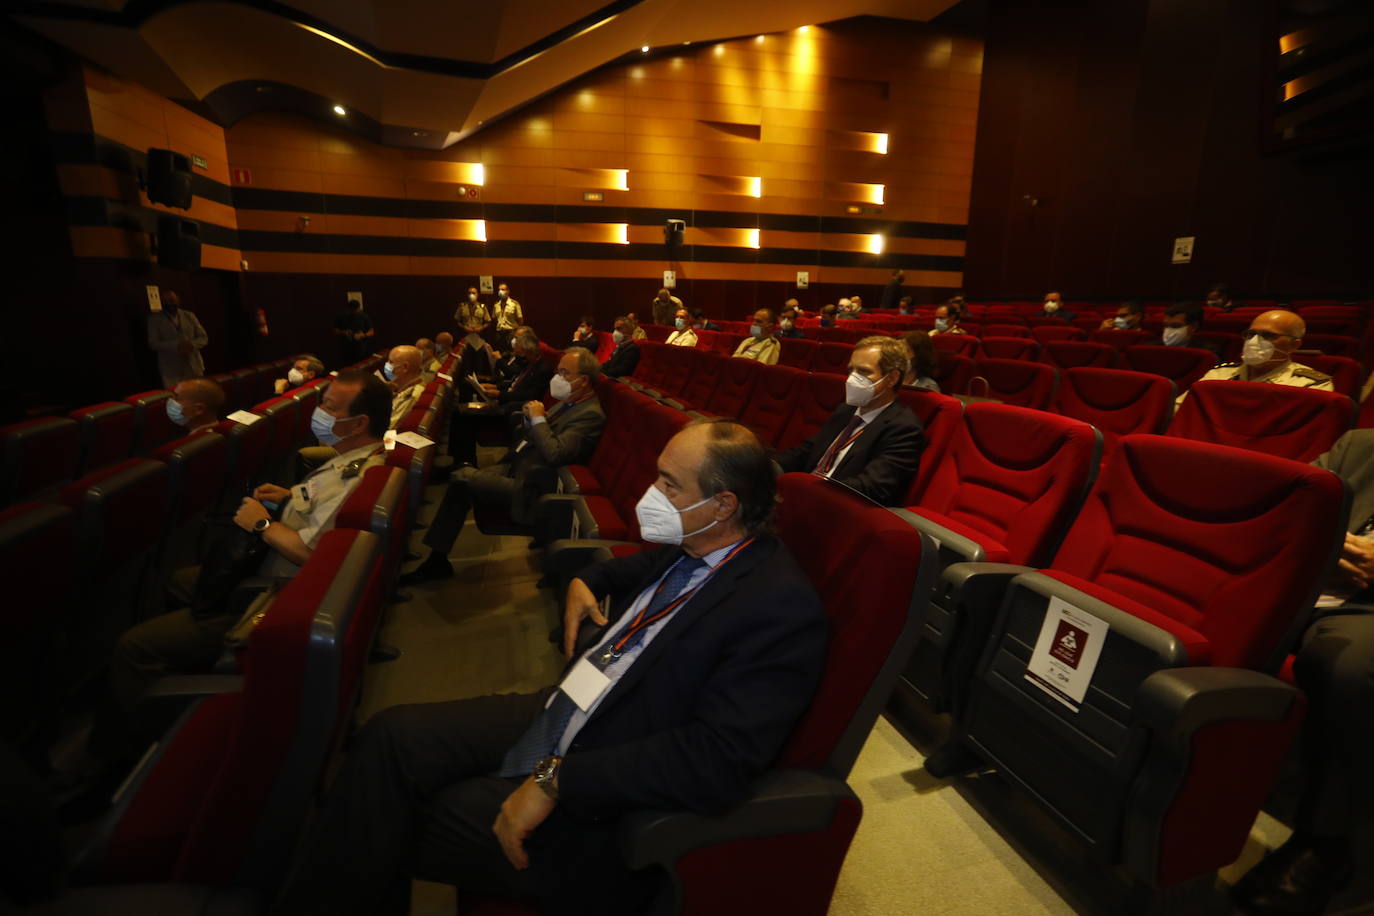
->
xmin=455 ymin=286 xmax=491 ymax=335
xmin=1039 ymin=291 xmax=1076 ymax=321
xmin=775 ymin=336 xmax=924 ymax=505
xmin=276 ymin=354 xmax=325 ymax=394
xmin=731 ymin=308 xmax=780 ymax=364
xmin=601 ymin=316 xmax=641 ymax=378
xmin=278 ymin=419 xmax=826 ymax=915
xmin=1148 ymin=303 xmax=1219 ymax=356
xmin=1179 ymin=309 xmax=1333 ymax=407
xmin=1098 ymin=300 xmax=1144 ymax=331
xmin=402 ymin=348 xmax=606 ymax=584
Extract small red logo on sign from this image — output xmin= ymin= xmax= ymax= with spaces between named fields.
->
xmin=1050 ymin=620 xmax=1087 ymax=669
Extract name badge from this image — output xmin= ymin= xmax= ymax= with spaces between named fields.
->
xmin=294 ymin=479 xmax=319 ymax=504
xmin=560 ymin=657 xmax=612 ymax=712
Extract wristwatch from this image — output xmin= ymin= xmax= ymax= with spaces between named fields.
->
xmin=253 ymin=517 xmax=272 ymax=534
xmin=532 ymin=755 xmax=562 ymax=800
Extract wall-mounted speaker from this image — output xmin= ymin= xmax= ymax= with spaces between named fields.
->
xmin=157 ymin=216 xmax=201 ymax=270
xmin=147 ymin=148 xmax=193 ymax=209
xmin=664 ymin=218 xmax=686 ymax=246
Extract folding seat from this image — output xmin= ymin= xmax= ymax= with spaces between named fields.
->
xmin=244 ymin=364 xmax=277 ymax=406
xmin=213 ymin=415 xmax=273 ymax=496
xmin=1026 ymin=317 xmax=1074 ymax=330
xmin=150 ymin=432 xmax=229 ymax=584
xmin=1052 ymin=368 xmax=1174 ymax=449
xmin=336 ymin=465 xmax=410 ymax=585
xmin=737 ymin=365 xmax=805 ymax=447
xmin=981 ymin=323 xmax=1031 ymax=338
xmin=930 ymin=334 xmax=979 ymax=357
xmin=1031 ymin=325 xmax=1086 ymax=344
xmin=715 ymin=320 xmax=750 ymax=336
xmin=929 ymin=435 xmax=1346 ymax=888
xmin=778 ymin=337 xmax=819 ymax=369
xmin=0 ymin=416 xmax=79 ymax=505
xmin=69 ymin=402 xmax=136 ymax=476
xmin=809 ymin=342 xmax=854 ymax=375
xmin=1293 ymin=300 xmax=1352 ymax=310
xmin=623 ymin=340 xmax=670 ymax=393
xmin=659 ymin=350 xmax=723 ymax=412
xmin=287 ymin=379 xmax=327 ymax=447
xmin=1168 ymin=380 xmax=1354 ymax=463
xmin=1299 ymin=353 xmax=1362 ymax=397
xmin=656 ymin=346 xmax=701 ymax=400
xmin=1071 ymin=316 xmax=1103 ymax=334
xmin=1301 ymin=315 xmax=1365 ymax=337
xmin=1202 ymin=315 xmax=1253 ymax=334
xmin=971 ymin=358 xmax=1057 ymax=409
xmin=695 ymin=329 xmax=720 ymax=353
xmin=1122 ymin=345 xmax=1217 ymax=393
xmin=75 ymin=529 xmax=385 ymax=896
xmin=208 ymin=373 xmax=240 ymax=411
xmin=931 ymin=352 xmax=975 ymax=395
xmin=591 ymin=331 xmax=616 ymax=363
xmin=1089 ymin=328 xmax=1150 ymax=353
xmin=775 ymin=373 xmax=847 ymax=451
xmin=388 ymin=408 xmax=437 ymax=514
xmin=697 ymin=357 xmax=763 ymax=420
xmin=248 ymin=397 xmax=301 ymax=479
xmin=640 ymin=323 xmax=671 ymax=342
xmin=554 ymin=384 xmax=645 ymax=498
xmin=125 ymin=390 xmax=180 ymax=456
xmin=1041 ymin=340 xmax=1116 ymax=370
xmin=895 ymin=390 xmax=963 ymax=505
xmin=1301 ymin=333 xmax=1361 ymax=359
xmin=1191 ymin=330 xmax=1241 ymax=361
xmin=978 ymin=336 xmax=1039 ymax=361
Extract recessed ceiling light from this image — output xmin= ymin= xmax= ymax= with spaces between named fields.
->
xmin=332 ymin=104 xmax=347 ymax=116
xmin=640 ymin=45 xmax=650 ymax=53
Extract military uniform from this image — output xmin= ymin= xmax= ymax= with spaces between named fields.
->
xmin=652 ymin=294 xmax=683 ymax=326
xmin=1176 ymin=359 xmax=1333 ymax=406
xmin=632 ymin=326 xmax=647 ymax=340
xmin=491 ymin=297 xmax=523 ymax=332
xmin=389 ymin=378 xmax=427 ymax=428
xmin=666 ymin=327 xmax=698 ymax=348
xmin=455 ymin=301 xmax=491 ymax=330
xmin=732 ymin=336 xmax=781 ymax=365
xmin=259 ymin=443 xmax=387 ymax=578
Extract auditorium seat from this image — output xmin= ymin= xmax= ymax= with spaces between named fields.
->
xmin=1122 ymin=345 xmax=1217 ymax=393
xmin=286 ymin=380 xmax=327 ymax=446
xmin=662 ymin=350 xmax=724 ymax=412
xmin=931 ymin=335 xmax=979 ymax=358
xmin=981 ymin=323 xmax=1031 ymax=338
xmin=640 ymin=323 xmax=671 ymax=343
xmin=213 ymin=416 xmax=273 ymax=497
xmin=388 ymin=408 xmax=437 ymax=515
xmin=1052 ymin=368 xmax=1174 ymax=447
xmin=0 ymin=416 xmax=79 ymax=505
xmin=1031 ymin=325 xmax=1087 ymax=345
xmin=697 ymin=357 xmax=763 ymax=420
xmin=931 ymin=352 xmax=976 ymax=395
xmin=150 ymin=432 xmax=228 ymax=584
xmin=1089 ymin=328 xmax=1150 ymax=352
xmin=77 ymin=529 xmax=385 ymax=897
xmin=555 ymin=383 xmax=645 ymax=497
xmin=778 ymin=337 xmax=820 ymax=369
xmin=1040 ymin=340 xmax=1116 ymax=370
xmin=1191 ymin=331 xmax=1240 ymax=361
xmin=208 ymin=373 xmax=241 ymax=411
xmin=336 ymin=464 xmax=411 ymax=586
xmin=971 ymin=359 xmax=1057 ymax=409
xmin=934 ymin=435 xmax=1346 ymax=888
xmin=809 ymin=342 xmax=854 ymax=376
xmin=737 ymin=365 xmax=807 ymax=447
xmin=1301 ymin=315 xmax=1365 ymax=337
xmin=125 ymin=390 xmax=180 ymax=456
xmin=248 ymin=397 xmax=301 ymax=480
xmin=1169 ymin=380 xmax=1354 ymax=463
xmin=978 ymin=336 xmax=1039 ymax=361
xmin=1299 ymin=353 xmax=1363 ymax=398
xmin=69 ymin=402 xmax=136 ymax=476
xmin=774 ymin=373 xmax=846 ymax=451
xmin=1301 ymin=333 xmax=1361 ymax=359
xmin=623 ymin=341 xmax=672 ymax=396
xmin=895 ymin=390 xmax=963 ymax=505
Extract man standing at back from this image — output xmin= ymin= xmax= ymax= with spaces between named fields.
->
xmin=147 ymin=290 xmax=208 ymax=388
xmin=334 ymin=296 xmax=375 ymax=364
xmin=880 ymin=269 xmax=905 ymax=311
xmin=651 ymin=287 xmax=682 ymax=327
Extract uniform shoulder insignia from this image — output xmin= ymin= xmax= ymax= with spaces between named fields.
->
xmin=1292 ymin=365 xmax=1332 ymax=382
xmin=1215 ymin=361 xmax=1241 ymax=368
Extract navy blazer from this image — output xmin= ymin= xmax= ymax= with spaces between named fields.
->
xmin=775 ymin=400 xmax=925 ymax=506
xmin=559 ymin=537 xmax=827 ymax=821
xmin=601 ymin=341 xmax=640 ymax=378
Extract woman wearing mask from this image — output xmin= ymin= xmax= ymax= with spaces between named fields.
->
xmin=901 ymin=330 xmax=941 ymax=392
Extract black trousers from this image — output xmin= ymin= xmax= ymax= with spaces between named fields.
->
xmin=276 ymin=692 xmax=645 ymax=915
xmin=422 ymin=465 xmax=519 ymax=557
xmin=1293 ymin=609 xmax=1374 ymax=837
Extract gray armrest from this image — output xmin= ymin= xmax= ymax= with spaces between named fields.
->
xmin=140 ymin=674 xmax=244 ymax=701
xmin=891 ymin=510 xmax=990 ymax=565
xmin=533 ymin=493 xmax=585 ymax=543
xmin=1134 ymin=667 xmax=1299 ymax=734
xmin=618 ymin=769 xmax=855 ymax=870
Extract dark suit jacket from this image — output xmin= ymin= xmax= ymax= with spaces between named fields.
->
xmin=601 ymin=341 xmax=640 ymax=378
xmin=504 ymin=395 xmax=605 ymax=521
xmin=496 ymin=360 xmax=554 ymax=411
xmin=778 ymin=328 xmax=805 ymax=339
xmin=1039 ymin=308 xmax=1077 ymax=322
xmin=776 ymin=400 xmax=925 ymax=506
xmin=560 ymin=537 xmax=826 ymax=820
xmin=1314 ymin=430 xmax=1374 ymax=534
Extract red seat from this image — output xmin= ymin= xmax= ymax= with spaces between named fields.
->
xmin=930 ymin=334 xmax=978 ymax=357
xmin=774 ymin=374 xmax=846 ymax=451
xmin=1301 ymin=316 xmax=1365 ymax=337
xmin=1299 ymin=353 xmax=1362 ymax=398
xmin=1169 ymin=380 xmax=1354 ymax=463
xmin=665 ymin=351 xmax=724 ymax=412
xmin=1301 ymin=334 xmax=1361 ymax=359
xmin=737 ymin=365 xmax=806 ymax=448
xmin=125 ymin=390 xmax=180 ymax=456
xmin=69 ymin=401 xmax=136 ymax=475
xmin=212 ymin=416 xmax=273 ymax=492
xmin=699 ymin=358 xmax=763 ymax=419
xmin=942 ymin=435 xmax=1346 ymax=887
xmin=1191 ymin=331 xmax=1241 ymax=362
xmin=336 ymin=465 xmax=411 ymax=585
xmin=1041 ymin=340 xmax=1117 ymax=370
xmin=1053 ymin=368 xmax=1175 ymax=446
xmin=641 ymin=324 xmax=671 ymax=343
xmin=555 ymin=383 xmax=646 ymax=497
xmin=895 ymin=390 xmax=963 ymax=505
xmin=931 ymin=353 xmax=976 ymax=395
xmin=809 ymin=342 xmax=853 ymax=376
xmin=1032 ymin=325 xmax=1087 ymax=345
xmin=208 ymin=373 xmax=242 ymax=412
xmin=625 ymin=340 xmax=670 ymax=392
xmin=249 ymin=396 xmax=301 ymax=472
xmin=389 ymin=408 xmax=437 ymax=515
xmin=1089 ymin=329 xmax=1151 ymax=352
xmin=971 ymin=359 xmax=1057 ymax=409
xmin=778 ymin=337 xmax=820 ymax=369
xmin=151 ymin=433 xmax=228 ymax=529
xmin=1122 ymin=345 xmax=1217 ymax=393
xmin=978 ymin=336 xmax=1039 ymax=361
xmin=0 ymin=417 xmax=79 ymax=505
xmin=287 ymin=380 xmax=328 ymax=447
xmin=981 ymin=323 xmax=1031 ymax=338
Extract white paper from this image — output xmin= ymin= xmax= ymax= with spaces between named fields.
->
xmin=394 ymin=431 xmax=434 ymax=450
xmin=663 ymin=269 xmax=676 ymax=289
xmin=437 ymin=372 xmax=453 ymax=382
xmin=560 ymin=657 xmax=612 ymax=712
xmin=468 ymin=373 xmax=494 ymax=403
xmin=382 ymin=429 xmax=397 ymax=451
xmin=227 ymin=409 xmax=262 ymax=425
xmin=1023 ymin=596 xmax=1109 ymax=712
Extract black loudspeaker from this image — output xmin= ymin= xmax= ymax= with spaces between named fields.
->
xmin=146 ymin=148 xmax=193 ymax=209
xmin=157 ymin=216 xmax=201 ymax=269
xmin=664 ymin=218 xmax=686 ymax=246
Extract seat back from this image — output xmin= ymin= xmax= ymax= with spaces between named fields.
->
xmin=1301 ymin=334 xmax=1361 ymax=358
xmin=1042 ymin=341 xmax=1117 ymax=369
xmin=1090 ymin=329 xmax=1151 ymax=352
xmin=633 ymin=340 xmax=672 ymax=390
xmin=657 ymin=346 xmax=699 ymax=399
xmin=214 ymin=417 xmax=273 ymax=492
xmin=971 ymin=359 xmax=1058 ymax=409
xmin=917 ymin=404 xmax=1100 ymax=567
xmin=672 ymin=350 xmax=724 ymax=410
xmin=931 ymin=334 xmax=979 ymax=357
xmin=778 ymin=337 xmax=819 ymax=369
xmin=388 ymin=409 xmax=436 ymax=514
xmin=151 ymin=432 xmax=229 ymax=526
xmin=979 ymin=336 xmax=1039 ymax=361
xmin=608 ymin=401 xmax=691 ymax=541
xmin=288 ymin=381 xmax=327 ymax=446
xmin=1299 ymin=353 xmax=1362 ymax=397
xmin=775 ymin=373 xmax=846 ymax=451
xmin=1122 ymin=346 xmax=1217 ymax=393
xmin=336 ymin=464 xmax=411 ymax=586
xmin=895 ymin=390 xmax=964 ymax=504
xmin=981 ymin=323 xmax=1031 ymax=338
xmin=700 ymin=358 xmax=763 ymax=419
xmin=1032 ymin=325 xmax=1086 ymax=345
xmin=124 ymin=390 xmax=180 ymax=455
xmin=209 ymin=373 xmax=241 ymax=412
xmin=774 ymin=474 xmax=936 ymax=776
xmin=249 ymin=397 xmax=301 ymax=466
xmin=737 ymin=365 xmax=806 ymax=448
xmin=1191 ymin=331 xmax=1241 ymax=361
xmin=932 ymin=352 xmax=975 ymax=394
xmin=1 ymin=417 xmax=79 ymax=505
xmin=70 ymin=402 xmax=136 ymax=475
xmin=1054 ymin=368 xmax=1174 ymax=442
xmin=809 ymin=343 xmax=853 ymax=376
xmin=1168 ymin=381 xmax=1355 ymax=463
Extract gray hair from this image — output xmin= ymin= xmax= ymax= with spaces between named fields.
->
xmin=564 ymin=345 xmax=602 ymax=381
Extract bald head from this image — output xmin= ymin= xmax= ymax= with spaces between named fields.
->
xmin=436 ymin=331 xmax=454 ymax=351
xmin=388 ymin=345 xmax=423 ymax=384
xmin=416 ymin=337 xmax=434 ymax=352
xmin=1245 ymin=309 xmax=1306 ymax=373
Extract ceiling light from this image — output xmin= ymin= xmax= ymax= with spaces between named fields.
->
xmin=332 ymin=104 xmax=347 ymax=116
xmin=641 ymin=45 xmax=650 ymax=53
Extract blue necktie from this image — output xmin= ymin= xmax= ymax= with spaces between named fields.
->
xmin=497 ymin=555 xmax=707 ymax=777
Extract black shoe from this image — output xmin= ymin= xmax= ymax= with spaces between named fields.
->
xmin=369 ymin=643 xmax=402 ymax=663
xmin=397 ymin=555 xmax=454 ymax=586
xmin=1231 ymin=837 xmax=1354 ymax=916
xmin=922 ymin=741 xmax=984 ymax=779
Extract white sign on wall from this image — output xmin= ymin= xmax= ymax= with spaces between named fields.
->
xmin=796 ymin=271 xmax=810 ymax=289
xmin=1171 ymin=236 xmax=1195 ymax=265
xmin=146 ymin=285 xmax=162 ymax=312
xmin=346 ymin=291 xmax=363 ymax=308
xmin=1023 ymin=596 xmax=1110 ymax=712
xmin=663 ymin=270 xmax=676 ymax=289
xmin=479 ymin=276 xmax=494 ymax=294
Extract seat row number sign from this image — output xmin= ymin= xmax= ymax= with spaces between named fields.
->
xmin=1024 ymin=596 xmax=1109 ymax=712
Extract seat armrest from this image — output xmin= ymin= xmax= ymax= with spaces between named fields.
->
xmin=940 ymin=561 xmax=1032 ymax=610
xmin=139 ymin=674 xmax=244 ymax=701
xmin=618 ymin=769 xmax=855 ymax=870
xmin=1134 ymin=667 xmax=1299 ymax=734
xmin=892 ymin=509 xmax=993 ymax=565
xmin=533 ymin=493 xmax=585 ymax=543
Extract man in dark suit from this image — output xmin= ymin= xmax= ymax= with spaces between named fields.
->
xmin=879 ymin=269 xmax=905 ymax=311
xmin=776 ymin=335 xmax=924 ymax=506
xmin=405 ymin=347 xmax=606 ymax=584
xmin=449 ymin=328 xmax=554 ymax=463
xmin=1232 ymin=430 xmax=1374 ymax=916
xmin=1147 ymin=302 xmax=1220 ymax=356
xmin=279 ymin=420 xmax=827 ymax=914
xmin=600 ymin=316 xmax=640 ymax=378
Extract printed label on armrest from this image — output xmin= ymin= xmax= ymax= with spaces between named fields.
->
xmin=1024 ymin=596 xmax=1109 ymax=712
xmin=227 ymin=409 xmax=262 ymax=425
xmin=394 ymin=431 xmax=434 ymax=450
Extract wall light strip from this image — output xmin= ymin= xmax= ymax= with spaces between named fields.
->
xmin=295 ymin=23 xmax=390 ymax=68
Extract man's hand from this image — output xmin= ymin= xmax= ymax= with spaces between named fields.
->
xmin=481 ymin=383 xmax=499 ymax=397
xmin=563 ymin=577 xmax=608 ymax=659
xmin=492 ymin=777 xmax=555 ymax=871
xmin=524 ymin=401 xmax=547 ymax=419
xmin=1336 ymin=533 xmax=1374 ymax=590
xmin=234 ymin=497 xmax=269 ymax=532
xmin=252 ymin=483 xmax=291 ymax=505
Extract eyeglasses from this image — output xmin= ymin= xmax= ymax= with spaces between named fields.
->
xmin=1241 ymin=329 xmax=1293 ymax=342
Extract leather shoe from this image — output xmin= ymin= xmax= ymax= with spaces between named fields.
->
xmin=397 ymin=555 xmax=454 ymax=586
xmin=922 ymin=741 xmax=984 ymax=779
xmin=1231 ymin=837 xmax=1353 ymax=916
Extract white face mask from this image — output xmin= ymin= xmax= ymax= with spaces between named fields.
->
xmin=934 ymin=317 xmax=949 ymax=332
xmin=1242 ymin=334 xmax=1277 ymax=367
xmin=635 ymin=485 xmax=720 ymax=545
xmin=550 ymin=375 xmax=573 ymax=400
xmin=1113 ymin=316 xmax=1131 ymax=330
xmin=612 ymin=330 xmax=625 ymax=343
xmin=287 ymin=368 xmax=305 ymax=385
xmin=1043 ymin=301 xmax=1059 ymax=313
xmin=499 ymin=289 xmax=508 ymax=299
xmin=845 ymin=370 xmax=880 ymax=407
xmin=750 ymin=324 xmax=764 ymax=338
xmin=1161 ymin=326 xmax=1190 ymax=347
xmin=469 ymin=293 xmax=478 ymax=302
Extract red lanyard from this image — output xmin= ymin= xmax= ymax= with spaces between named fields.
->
xmin=610 ymin=538 xmax=755 ymax=654
xmin=834 ymin=424 xmax=866 ymax=454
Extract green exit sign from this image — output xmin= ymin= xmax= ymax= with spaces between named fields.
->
xmin=191 ymin=154 xmax=208 ymax=169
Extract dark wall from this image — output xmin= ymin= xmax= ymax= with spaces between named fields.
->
xmin=963 ymin=0 xmax=1374 ymax=302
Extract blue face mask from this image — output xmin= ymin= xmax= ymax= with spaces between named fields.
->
xmin=382 ymin=361 xmax=396 ymax=381
xmin=311 ymin=406 xmax=343 ymax=446
xmin=166 ymin=398 xmax=186 ymax=426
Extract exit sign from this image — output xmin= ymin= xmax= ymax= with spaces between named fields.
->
xmin=583 ymin=191 xmax=605 ymax=202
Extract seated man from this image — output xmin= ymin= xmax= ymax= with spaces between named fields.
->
xmin=1040 ymin=291 xmax=1076 ymax=321
xmin=384 ymin=344 xmax=428 ymax=428
xmin=275 ymin=353 xmax=325 ymax=394
xmin=1206 ymin=282 xmax=1236 ymax=312
xmin=666 ymin=308 xmax=698 ymax=347
xmin=403 ymin=348 xmax=606 ymax=584
xmin=93 ymin=371 xmax=390 ymax=759
xmin=775 ymin=336 xmax=924 ymax=505
xmin=570 ymin=316 xmax=597 ymax=350
xmin=835 ymin=297 xmax=858 ymax=320
xmin=625 ymin=312 xmax=648 ymax=340
xmin=166 ymin=377 xmax=225 ymax=433
xmin=434 ymin=331 xmax=455 ymax=365
xmin=451 ymin=329 xmax=555 ymax=464
xmin=415 ymin=338 xmax=440 ymax=380
xmin=732 ymin=309 xmax=781 ymax=364
xmin=1151 ymin=302 xmax=1218 ymax=354
xmin=931 ymin=303 xmax=966 ymax=335
xmin=279 ymin=419 xmax=826 ymax=915
xmin=819 ymin=304 xmax=838 ymax=327
xmin=897 ymin=296 xmax=914 ymax=316
xmin=690 ymin=308 xmax=721 ymax=332
xmin=1230 ymin=429 xmax=1374 ymax=916
xmin=601 ymin=316 xmax=641 ymax=378
xmin=778 ymin=306 xmax=805 ymax=339
xmin=1179 ymin=308 xmax=1332 ymax=406
xmin=1098 ymin=300 xmax=1144 ymax=331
